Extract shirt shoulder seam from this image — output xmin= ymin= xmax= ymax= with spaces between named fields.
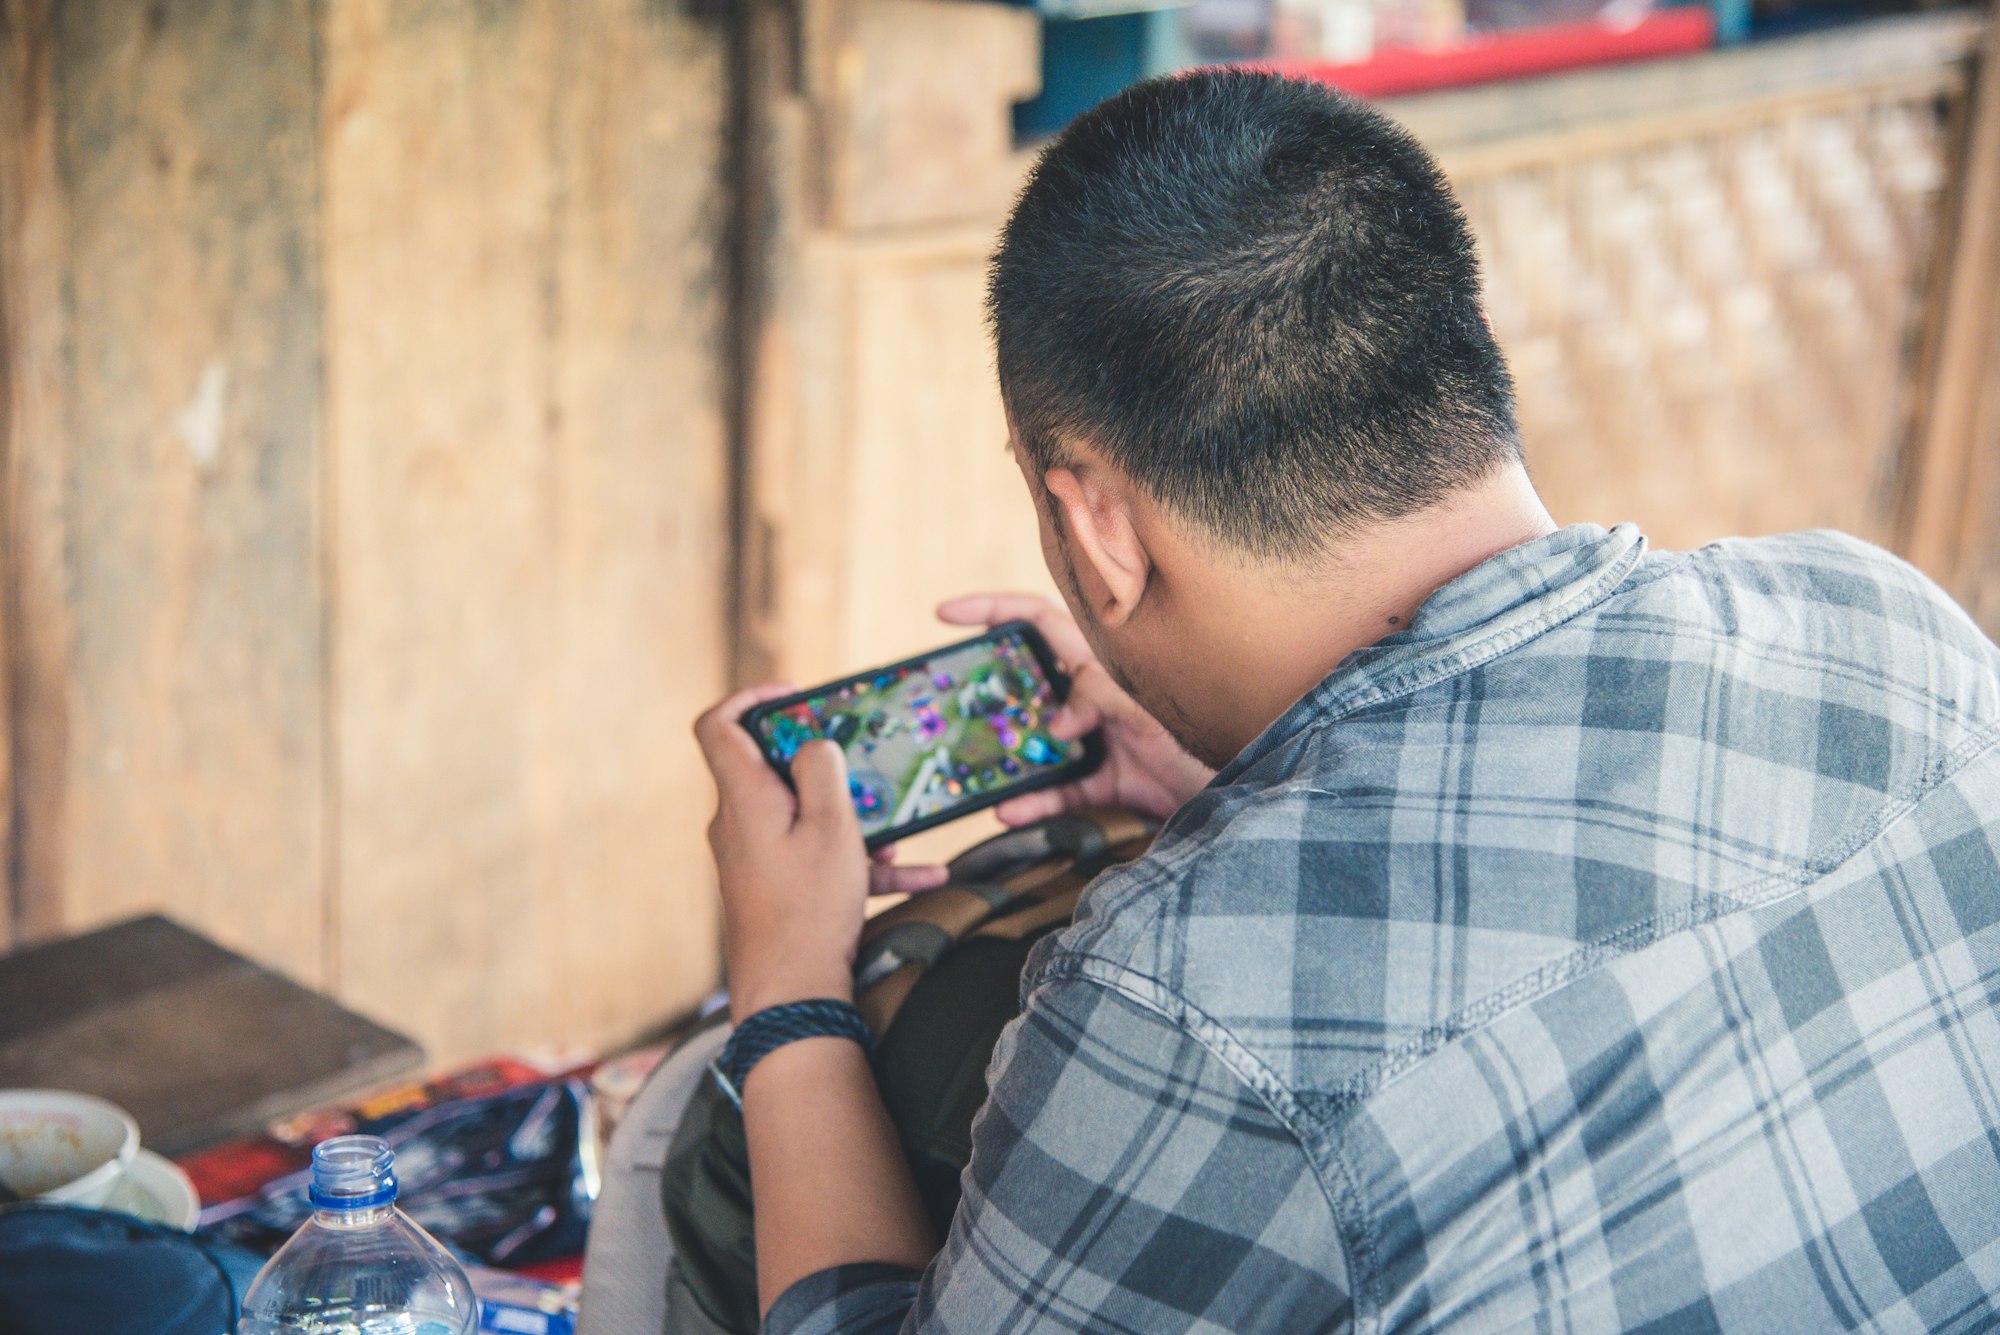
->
xmin=1028 ymin=958 xmax=1379 ymax=1323
xmin=1308 ymin=536 xmax=1654 ymax=727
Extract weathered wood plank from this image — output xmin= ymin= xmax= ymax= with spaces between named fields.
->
xmin=1898 ymin=0 xmax=2000 ymax=589
xmin=740 ymin=0 xmax=1053 ymax=695
xmin=0 ymin=4 xmax=16 ymax=952
xmin=839 ymin=249 xmax=1054 ymax=670
xmin=48 ymin=0 xmax=325 ymax=976
xmin=324 ymin=0 xmax=566 ymax=1062
xmin=841 ymin=247 xmax=1058 ymax=868
xmin=1 ymin=0 xmax=68 ymax=950
xmin=326 ymin=0 xmax=729 ymax=1062
xmin=543 ymin=0 xmax=730 ymax=1046
xmin=1951 ymin=293 xmax=2000 ymax=631
xmin=805 ymin=0 xmax=1040 ymax=233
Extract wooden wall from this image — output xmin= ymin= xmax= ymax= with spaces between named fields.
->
xmin=0 ymin=0 xmax=731 ymax=1064
xmin=1904 ymin=0 xmax=2000 ymax=620
xmin=1 ymin=0 xmax=64 ymax=958
xmin=735 ymin=1 xmax=1032 ymax=680
xmin=738 ymin=0 xmax=1049 ymax=692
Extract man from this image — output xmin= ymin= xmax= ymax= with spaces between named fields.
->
xmin=694 ymin=71 xmax=2000 ymax=1333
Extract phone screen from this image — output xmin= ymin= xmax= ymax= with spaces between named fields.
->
xmin=744 ymin=623 xmax=1098 ymax=847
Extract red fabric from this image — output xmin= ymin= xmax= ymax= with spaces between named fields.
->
xmin=511 ymin=1254 xmax=586 ymax=1283
xmin=1252 ymin=7 xmax=1716 ymax=98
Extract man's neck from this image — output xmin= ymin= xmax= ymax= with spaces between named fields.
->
xmin=1171 ymin=465 xmax=1558 ymax=761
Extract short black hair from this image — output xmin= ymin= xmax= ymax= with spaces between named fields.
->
xmin=989 ymin=70 xmax=1521 ymax=557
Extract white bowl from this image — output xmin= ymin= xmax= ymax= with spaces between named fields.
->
xmin=104 ymin=1149 xmax=201 ymax=1231
xmin=0 ymin=1089 xmax=141 ymax=1208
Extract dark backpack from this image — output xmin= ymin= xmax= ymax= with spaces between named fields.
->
xmin=0 ymin=1204 xmax=247 ymax=1335
xmin=658 ymin=809 xmax=1155 ymax=1335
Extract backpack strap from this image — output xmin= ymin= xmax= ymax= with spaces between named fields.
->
xmin=945 ymin=808 xmax=1155 ymax=883
xmin=852 ymin=810 xmax=1155 ymax=1036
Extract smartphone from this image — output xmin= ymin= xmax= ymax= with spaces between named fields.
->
xmin=740 ymin=621 xmax=1104 ymax=849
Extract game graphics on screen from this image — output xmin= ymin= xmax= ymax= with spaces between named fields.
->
xmin=755 ymin=633 xmax=1075 ymax=835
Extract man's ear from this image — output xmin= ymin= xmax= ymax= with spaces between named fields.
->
xmin=1043 ymin=464 xmax=1150 ymax=627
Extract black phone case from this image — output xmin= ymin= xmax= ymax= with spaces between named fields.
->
xmin=739 ymin=621 xmax=1106 ymax=850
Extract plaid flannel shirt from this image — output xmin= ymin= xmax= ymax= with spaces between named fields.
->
xmin=765 ymin=523 xmax=2000 ymax=1335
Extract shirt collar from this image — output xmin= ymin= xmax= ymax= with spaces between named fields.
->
xmin=1214 ymin=522 xmax=1648 ymax=785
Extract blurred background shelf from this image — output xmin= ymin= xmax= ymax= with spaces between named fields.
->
xmin=1259 ymin=7 xmax=1718 ymax=97
xmin=1010 ymin=0 xmax=1980 ymax=135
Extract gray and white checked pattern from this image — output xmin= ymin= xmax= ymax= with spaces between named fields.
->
xmin=766 ymin=523 xmax=2000 ymax=1334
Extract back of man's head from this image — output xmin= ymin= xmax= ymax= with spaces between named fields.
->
xmin=990 ymin=70 xmax=1522 ymax=561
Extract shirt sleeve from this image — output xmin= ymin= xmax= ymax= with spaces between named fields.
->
xmin=762 ymin=975 xmax=1353 ymax=1335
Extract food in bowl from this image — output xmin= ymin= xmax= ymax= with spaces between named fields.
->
xmin=0 ymin=1089 xmax=141 ymax=1208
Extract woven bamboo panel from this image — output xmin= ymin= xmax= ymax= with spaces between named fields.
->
xmin=1454 ymin=87 xmax=1959 ymax=549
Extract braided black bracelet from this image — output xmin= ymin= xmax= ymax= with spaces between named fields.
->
xmin=708 ymin=998 xmax=874 ymax=1109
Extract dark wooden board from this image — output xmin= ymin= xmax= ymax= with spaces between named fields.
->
xmin=0 ymin=914 xmax=420 ymax=1156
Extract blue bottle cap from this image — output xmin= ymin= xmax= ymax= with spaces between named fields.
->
xmin=308 ymin=1134 xmax=399 ymax=1210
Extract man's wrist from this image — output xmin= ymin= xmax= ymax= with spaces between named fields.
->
xmin=711 ymin=995 xmax=873 ymax=1109
xmin=728 ymin=970 xmax=855 ymax=1023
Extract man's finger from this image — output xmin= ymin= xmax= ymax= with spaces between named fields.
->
xmin=870 ymin=862 xmax=951 ymax=896
xmin=693 ymin=682 xmax=801 ymax=807
xmin=994 ymin=786 xmax=1080 ymax=826
xmin=791 ymin=740 xmax=859 ymax=832
xmin=1045 ymin=696 xmax=1104 ymax=741
xmin=692 ymin=682 xmax=800 ymax=755
xmin=937 ymin=593 xmax=1093 ymax=668
xmin=938 ymin=591 xmax=1053 ymax=625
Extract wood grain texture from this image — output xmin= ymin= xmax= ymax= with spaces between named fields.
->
xmin=1952 ymin=292 xmax=2000 ymax=630
xmin=543 ymin=0 xmax=730 ymax=1048
xmin=754 ymin=237 xmax=1057 ymax=872
xmin=0 ymin=0 xmax=68 ymax=948
xmin=1899 ymin=0 xmax=2000 ymax=591
xmin=48 ymin=0 xmax=326 ymax=975
xmin=324 ymin=0 xmax=727 ymax=1062
xmin=804 ymin=0 xmax=1039 ymax=232
xmin=840 ymin=248 xmax=1052 ymax=669
xmin=740 ymin=0 xmax=1052 ymax=693
xmin=0 ymin=914 xmax=421 ymax=1156
xmin=3 ymin=0 xmax=1979 ymax=1070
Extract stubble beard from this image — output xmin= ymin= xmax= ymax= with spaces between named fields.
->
xmin=1049 ymin=529 xmax=1233 ymax=771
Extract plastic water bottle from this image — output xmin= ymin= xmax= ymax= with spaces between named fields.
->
xmin=238 ymin=1135 xmax=479 ymax=1334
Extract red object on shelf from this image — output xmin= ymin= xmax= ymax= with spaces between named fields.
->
xmin=1254 ymin=6 xmax=1716 ymax=99
xmin=512 ymin=1255 xmax=587 ymax=1285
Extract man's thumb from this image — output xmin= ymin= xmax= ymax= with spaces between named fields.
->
xmin=791 ymin=740 xmax=857 ymax=829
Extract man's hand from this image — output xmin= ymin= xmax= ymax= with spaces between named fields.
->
xmin=938 ymin=594 xmax=1215 ymax=825
xmin=694 ymin=684 xmax=948 ymax=1022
